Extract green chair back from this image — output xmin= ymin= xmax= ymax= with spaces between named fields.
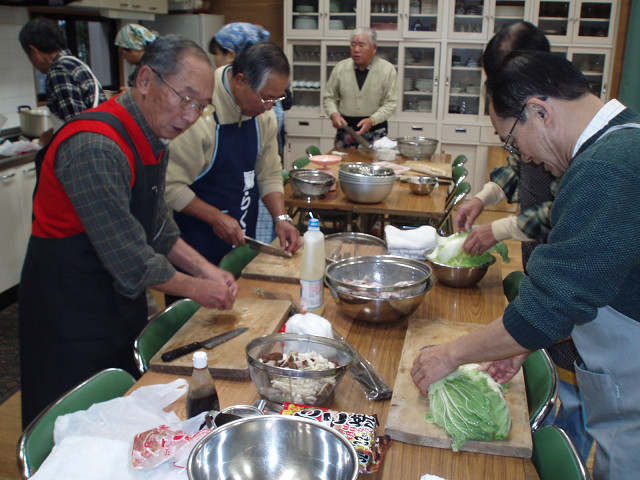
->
xmin=133 ymin=298 xmax=200 ymax=374
xmin=437 ymin=181 xmax=470 ymax=235
xmin=293 ymin=156 xmax=311 ymax=169
xmin=523 ymin=349 xmax=559 ymax=431
xmin=219 ymin=244 xmax=259 ymax=279
xmin=306 ymin=145 xmax=321 ymax=157
xmin=17 ymin=368 xmax=136 ymax=478
xmin=452 ymin=154 xmax=468 ymax=167
xmin=446 ymin=166 xmax=468 ymax=204
xmin=503 ymin=271 xmax=525 ymax=303
xmin=531 ymin=425 xmax=591 ymax=480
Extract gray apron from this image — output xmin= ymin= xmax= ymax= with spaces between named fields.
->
xmin=572 ymin=307 xmax=640 ymax=480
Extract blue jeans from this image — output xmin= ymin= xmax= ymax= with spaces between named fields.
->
xmin=542 ymin=378 xmax=594 ymax=463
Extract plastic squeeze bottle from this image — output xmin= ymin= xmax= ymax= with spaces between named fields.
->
xmin=186 ymin=351 xmax=220 ymax=418
xmin=300 ymin=218 xmax=326 ymax=315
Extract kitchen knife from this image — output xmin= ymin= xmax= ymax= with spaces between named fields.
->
xmin=244 ymin=236 xmax=292 ymax=258
xmin=161 ymin=327 xmax=249 ymax=362
xmin=341 ymin=123 xmax=374 ymax=150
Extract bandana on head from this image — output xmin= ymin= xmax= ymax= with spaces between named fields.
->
xmin=114 ymin=24 xmax=157 ymax=51
xmin=214 ymin=22 xmax=270 ymax=54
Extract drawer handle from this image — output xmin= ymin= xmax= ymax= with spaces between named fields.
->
xmin=1 ymin=172 xmax=16 ymax=180
xmin=455 ymin=128 xmax=467 ymax=133
xmin=298 ymin=121 xmax=310 ymax=126
xmin=411 ymin=125 xmax=423 ymax=131
xmin=23 ymin=166 xmax=37 ymax=173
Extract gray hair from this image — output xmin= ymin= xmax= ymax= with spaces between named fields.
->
xmin=231 ymin=42 xmax=290 ymax=91
xmin=351 ymin=27 xmax=377 ymax=45
xmin=138 ymin=34 xmax=211 ymax=81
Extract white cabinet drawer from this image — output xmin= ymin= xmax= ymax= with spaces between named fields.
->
xmin=396 ymin=122 xmax=437 ymax=138
xmin=441 ymin=124 xmax=480 ymax=143
xmin=285 ymin=117 xmax=323 ymax=135
xmin=480 ymin=126 xmax=501 ymax=145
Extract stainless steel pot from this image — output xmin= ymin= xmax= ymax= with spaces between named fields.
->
xmin=18 ymin=105 xmax=52 ymax=138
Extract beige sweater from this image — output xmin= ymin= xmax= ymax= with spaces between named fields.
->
xmin=165 ymin=65 xmax=284 ymax=212
xmin=323 ymin=56 xmax=398 ymax=126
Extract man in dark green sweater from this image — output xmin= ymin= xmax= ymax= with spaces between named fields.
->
xmin=411 ymin=52 xmax=640 ymax=480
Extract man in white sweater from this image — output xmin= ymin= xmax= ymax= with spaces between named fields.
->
xmin=323 ymin=28 xmax=397 ymax=148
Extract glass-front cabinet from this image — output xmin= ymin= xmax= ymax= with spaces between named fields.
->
xmin=448 ymin=0 xmax=531 ymax=40
xmin=532 ymin=0 xmax=617 ymax=44
xmin=289 ymin=41 xmax=323 ymax=114
xmin=287 ymin=0 xmax=361 ymax=38
xmin=569 ymin=48 xmax=611 ymax=98
xmin=445 ymin=45 xmax=484 ymax=120
xmin=400 ymin=43 xmax=440 ymax=119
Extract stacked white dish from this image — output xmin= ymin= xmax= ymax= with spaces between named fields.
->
xmin=339 ymin=163 xmax=396 ymax=204
xmin=329 ymin=19 xmax=345 ymax=29
xmin=294 ymin=16 xmax=318 ymax=29
xmin=415 ymin=78 xmax=433 ymax=92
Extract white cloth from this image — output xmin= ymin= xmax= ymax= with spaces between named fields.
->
xmin=420 ymin=475 xmax=449 ymax=480
xmin=384 ymin=225 xmax=438 ymax=250
xmin=31 ymin=379 xmax=203 ymax=480
xmin=373 ymin=136 xmax=398 ymax=150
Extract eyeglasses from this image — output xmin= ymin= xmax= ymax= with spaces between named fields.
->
xmin=502 ymin=103 xmax=527 ymax=156
xmin=254 ymin=89 xmax=288 ymax=106
xmin=149 ymin=67 xmax=212 ymax=115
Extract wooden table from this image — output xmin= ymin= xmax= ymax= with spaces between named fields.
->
xmin=284 ymin=149 xmax=453 ymax=232
xmin=131 ymin=257 xmax=529 ymax=480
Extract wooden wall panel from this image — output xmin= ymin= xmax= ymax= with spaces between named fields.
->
xmin=208 ymin=0 xmax=284 ymax=48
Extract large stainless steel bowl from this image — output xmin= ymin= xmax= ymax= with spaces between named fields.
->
xmin=289 ymin=169 xmax=335 ymax=199
xmin=325 ymin=255 xmax=433 ymax=323
xmin=396 ymin=136 xmax=439 ymax=160
xmin=339 ymin=177 xmax=394 ymax=203
xmin=425 ymin=255 xmax=496 ymax=288
xmin=187 ymin=415 xmax=359 ymax=480
xmin=325 ymin=232 xmax=388 ymax=263
xmin=246 ymin=333 xmax=353 ymax=406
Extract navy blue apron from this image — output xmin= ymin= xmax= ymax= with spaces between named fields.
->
xmin=19 ymin=110 xmax=160 ymax=428
xmin=174 ymin=111 xmax=260 ymax=265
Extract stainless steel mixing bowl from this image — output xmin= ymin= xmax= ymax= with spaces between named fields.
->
xmin=425 ymin=255 xmax=496 ymax=288
xmin=407 ymin=175 xmax=438 ymax=195
xmin=325 ymin=255 xmax=433 ymax=323
xmin=187 ymin=415 xmax=359 ymax=480
xmin=289 ymin=169 xmax=335 ymax=199
xmin=396 ymin=136 xmax=439 ymax=160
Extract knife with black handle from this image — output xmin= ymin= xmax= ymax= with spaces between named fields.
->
xmin=161 ymin=327 xmax=249 ymax=362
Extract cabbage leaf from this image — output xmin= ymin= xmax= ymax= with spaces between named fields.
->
xmin=424 ymin=364 xmax=511 ymax=451
xmin=426 ymin=232 xmax=509 ymax=267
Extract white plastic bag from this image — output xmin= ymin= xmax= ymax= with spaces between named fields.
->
xmin=32 ymin=379 xmax=203 ymax=480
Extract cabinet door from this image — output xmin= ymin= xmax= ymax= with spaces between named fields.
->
xmin=288 ymin=41 xmax=323 ymax=115
xmin=0 ymin=168 xmax=25 ymax=292
xmin=287 ymin=0 xmax=323 ymax=37
xmin=532 ymin=0 xmax=573 ymax=38
xmin=571 ymin=0 xmax=617 ymax=44
xmin=491 ymin=0 xmax=530 ymax=34
xmin=400 ymin=43 xmax=440 ymax=120
xmin=448 ymin=0 xmax=490 ymax=39
xmin=367 ymin=0 xmax=403 ymax=38
xmin=399 ymin=0 xmax=443 ymax=39
xmin=568 ymin=48 xmax=611 ymax=99
xmin=324 ymin=0 xmax=361 ymax=37
xmin=445 ymin=44 xmax=484 ymax=121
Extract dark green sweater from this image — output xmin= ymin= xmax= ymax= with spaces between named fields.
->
xmin=504 ymin=108 xmax=640 ymax=349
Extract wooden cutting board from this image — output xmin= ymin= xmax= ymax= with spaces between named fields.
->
xmin=241 ymin=240 xmax=302 ymax=284
xmin=149 ymin=298 xmax=291 ymax=378
xmin=385 ymin=318 xmax=532 ymax=458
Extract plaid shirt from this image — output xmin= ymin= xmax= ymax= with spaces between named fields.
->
xmin=490 ymin=152 xmax=557 ymax=242
xmin=46 ymin=50 xmax=106 ymax=122
xmin=54 ymin=91 xmax=179 ymax=298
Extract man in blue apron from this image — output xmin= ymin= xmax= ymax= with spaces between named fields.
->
xmin=166 ymin=42 xmax=301 ymax=267
xmin=19 ymin=36 xmax=238 ymax=429
xmin=410 ymin=52 xmax=640 ymax=480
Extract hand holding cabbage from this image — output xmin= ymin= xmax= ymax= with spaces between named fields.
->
xmin=426 ymin=232 xmax=509 ymax=267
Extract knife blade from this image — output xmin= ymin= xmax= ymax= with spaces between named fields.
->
xmin=341 ymin=123 xmax=374 ymax=150
xmin=161 ymin=327 xmax=249 ymax=362
xmin=244 ymin=236 xmax=292 ymax=258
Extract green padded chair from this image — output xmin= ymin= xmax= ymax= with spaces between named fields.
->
xmin=437 ymin=181 xmax=470 ymax=235
xmin=305 ymin=145 xmax=321 ymax=157
xmin=445 ymin=165 xmax=468 ymax=204
xmin=523 ymin=349 xmax=559 ymax=432
xmin=17 ymin=368 xmax=136 ymax=478
xmin=452 ymin=154 xmax=468 ymax=167
xmin=133 ymin=298 xmax=200 ymax=374
xmin=503 ymin=270 xmax=526 ymax=303
xmin=531 ymin=425 xmax=591 ymax=480
xmin=219 ymin=244 xmax=259 ymax=279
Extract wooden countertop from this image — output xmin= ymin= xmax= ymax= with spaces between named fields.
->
xmin=131 ymin=257 xmax=530 ymax=480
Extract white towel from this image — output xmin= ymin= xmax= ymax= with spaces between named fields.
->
xmin=373 ymin=136 xmax=398 ymax=150
xmin=384 ymin=225 xmax=438 ymax=251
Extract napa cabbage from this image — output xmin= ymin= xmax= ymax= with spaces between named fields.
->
xmin=426 ymin=232 xmax=509 ymax=267
xmin=424 ymin=364 xmax=511 ymax=451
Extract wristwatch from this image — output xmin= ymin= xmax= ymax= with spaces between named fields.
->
xmin=274 ymin=214 xmax=293 ymax=224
